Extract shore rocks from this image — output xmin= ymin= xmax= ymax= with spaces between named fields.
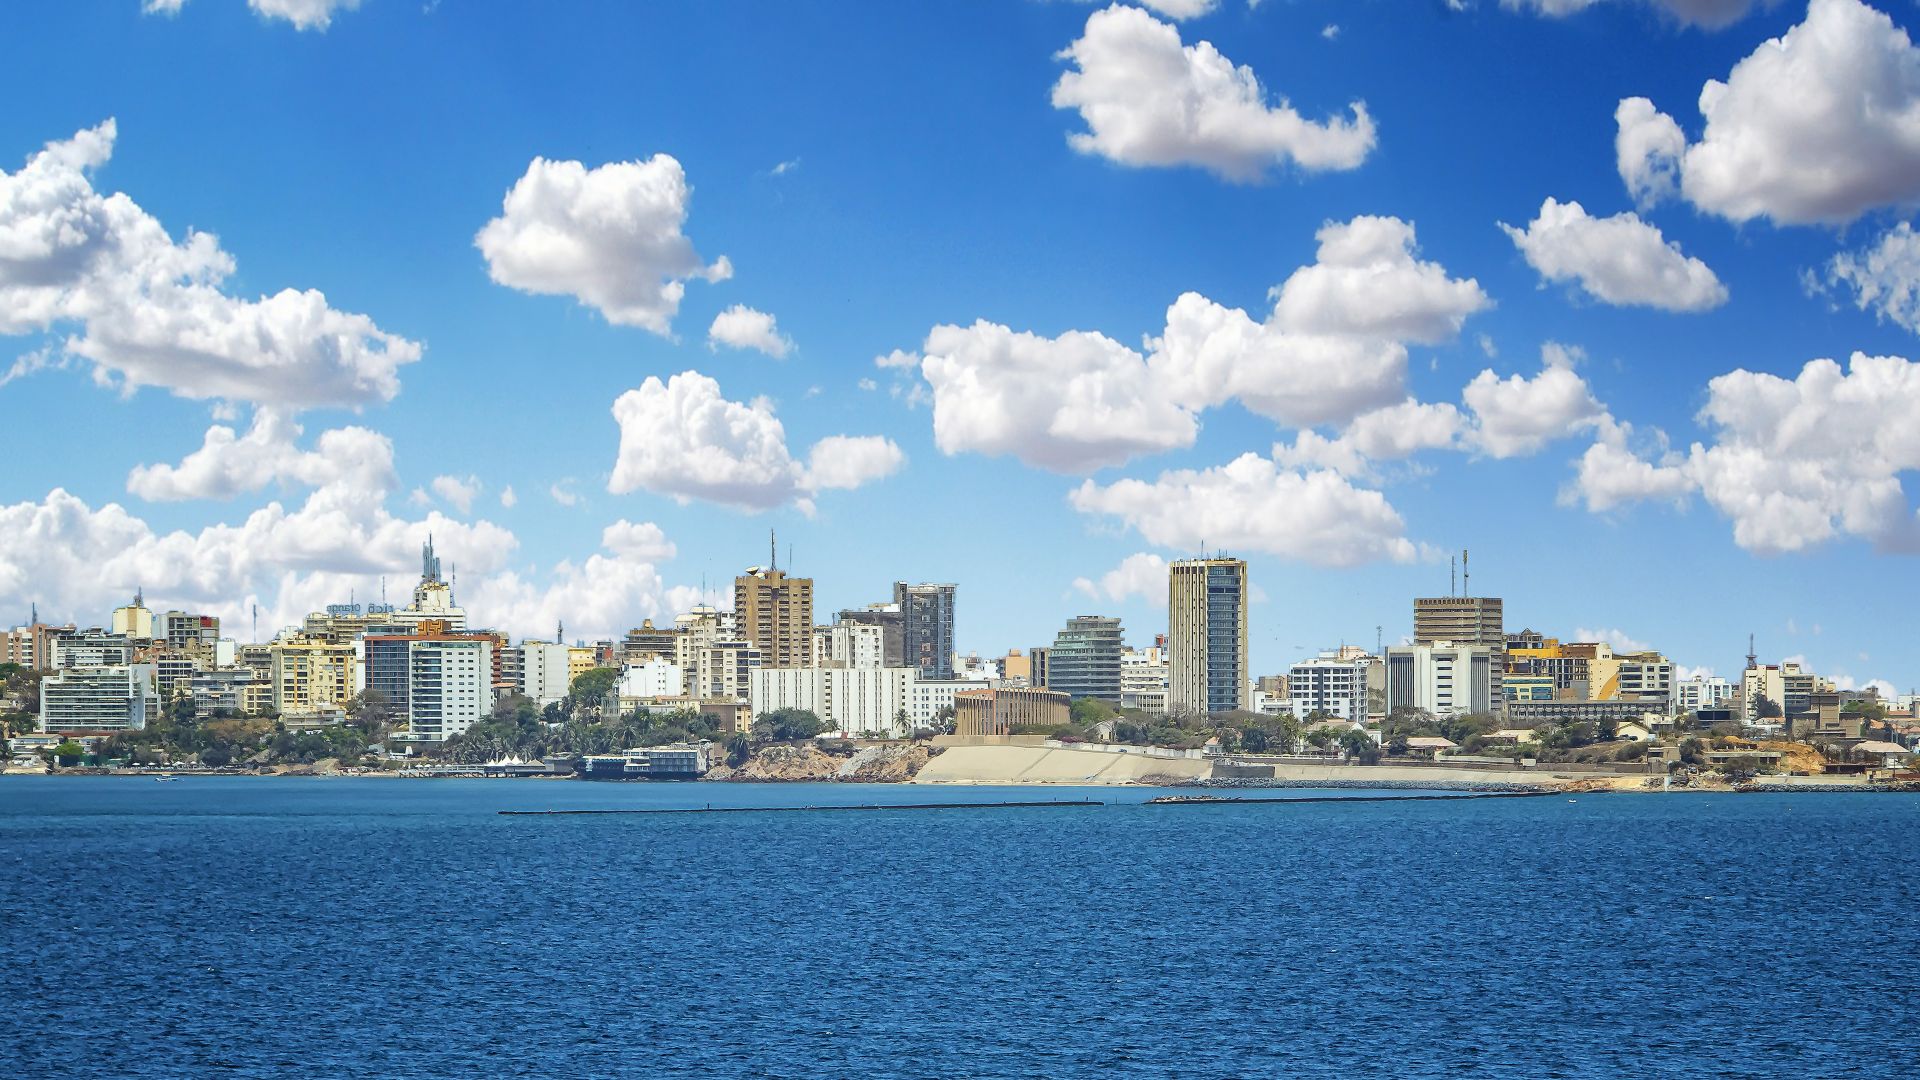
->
xmin=712 ymin=742 xmax=934 ymax=783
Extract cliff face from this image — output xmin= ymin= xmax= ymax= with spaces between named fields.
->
xmin=708 ymin=742 xmax=931 ymax=783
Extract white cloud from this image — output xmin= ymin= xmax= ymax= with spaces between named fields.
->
xmin=1051 ymin=4 xmax=1375 ymax=182
xmin=499 ymin=485 xmax=517 ymax=509
xmin=897 ymin=215 xmax=1483 ymax=472
xmin=1825 ymin=221 xmax=1920 ymax=335
xmin=0 ymin=460 xmax=515 ymax=639
xmin=1617 ymin=0 xmax=1920 ymax=225
xmin=707 ymin=304 xmax=793 ymax=358
xmin=599 ymin=519 xmax=677 ymax=561
xmin=1322 ymin=24 xmax=1340 ymax=40
xmin=1069 ymin=453 xmax=1419 ymax=566
xmin=1464 ymin=343 xmax=1610 ymax=458
xmin=608 ymin=370 xmax=895 ymax=511
xmin=1575 ymin=626 xmax=1653 ymax=653
xmin=802 ymin=435 xmax=905 ymax=491
xmin=1269 ymin=215 xmax=1490 ymax=343
xmin=142 ymin=0 xmax=187 ymax=14
xmin=126 ymin=410 xmax=394 ymax=503
xmin=475 ymin=153 xmax=730 ymax=334
xmin=0 ymin=121 xmax=420 ymax=408
xmin=1568 ymin=422 xmax=1694 ymax=512
xmin=770 ymin=159 xmax=800 ymax=177
xmin=1675 ymin=664 xmax=1716 ymax=682
xmin=548 ymin=481 xmax=581 ymax=508
xmin=248 ymin=0 xmax=362 ymax=29
xmin=1273 ymin=398 xmax=1466 ymax=476
xmin=430 ymin=474 xmax=480 ymax=514
xmin=914 ymin=321 xmax=1196 ymax=473
xmin=1072 ymin=552 xmax=1170 ymax=606
xmin=1135 ymin=0 xmax=1217 ymax=17
xmin=1615 ymin=97 xmax=1687 ymax=209
xmin=1500 ymin=197 xmax=1726 ymax=312
xmin=1503 ymin=0 xmax=1762 ymax=29
xmin=1570 ymin=352 xmax=1920 ymax=554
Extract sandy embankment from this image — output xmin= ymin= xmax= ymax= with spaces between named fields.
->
xmin=914 ymin=744 xmax=1211 ymax=785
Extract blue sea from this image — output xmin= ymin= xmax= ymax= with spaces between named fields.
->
xmin=3 ymin=778 xmax=1917 ymax=1078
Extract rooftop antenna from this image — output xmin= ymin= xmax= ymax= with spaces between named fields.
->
xmin=1376 ymin=625 xmax=1383 ymax=655
xmin=787 ymin=543 xmax=793 ymax=573
xmin=251 ymin=603 xmax=258 ymax=644
xmin=770 ymin=528 xmax=777 ymax=571
xmin=1463 ymin=548 xmax=1470 ymax=597
xmin=1450 ymin=554 xmax=1457 ymax=597
xmin=1746 ymin=634 xmax=1757 ymax=670
xmin=381 ymin=576 xmax=387 ymax=605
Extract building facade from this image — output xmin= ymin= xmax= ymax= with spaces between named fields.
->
xmin=735 ymin=567 xmax=814 ymax=668
xmin=748 ymin=665 xmax=916 ymax=738
xmin=1045 ymin=616 xmax=1124 ymax=702
xmin=1287 ymin=654 xmax=1366 ymax=721
xmin=1167 ymin=557 xmax=1249 ymax=716
xmin=1414 ymin=595 xmax=1504 ymax=670
xmin=39 ymin=664 xmax=158 ymax=733
xmin=1384 ymin=642 xmax=1496 ymax=718
xmin=521 ymin=641 xmax=574 ymax=706
xmin=952 ymin=686 xmax=1072 ymax=737
xmin=1120 ymin=646 xmax=1170 ymax=714
xmin=893 ymin=582 xmax=956 ymax=681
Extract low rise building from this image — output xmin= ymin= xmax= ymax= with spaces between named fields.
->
xmin=1384 ymin=642 xmax=1495 ymax=718
xmin=749 ymin=666 xmax=917 ymax=738
xmin=1287 ymin=653 xmax=1366 ymax=721
xmin=952 ymin=686 xmax=1071 ymax=737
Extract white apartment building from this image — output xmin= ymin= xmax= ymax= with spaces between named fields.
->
xmin=1287 ymin=654 xmax=1365 ymax=721
xmin=1384 ymin=642 xmax=1495 ymax=718
xmin=811 ymin=623 xmax=886 ymax=669
xmin=1674 ymin=675 xmax=1736 ymax=714
xmin=749 ymin=666 xmax=916 ymax=738
xmin=1121 ymin=646 xmax=1170 ymax=715
xmin=908 ymin=678 xmax=974 ymax=727
xmin=51 ymin=632 xmax=135 ymax=669
xmin=691 ymin=638 xmax=760 ymax=701
xmin=407 ymin=637 xmax=492 ymax=742
xmin=39 ymin=664 xmax=158 ymax=733
xmin=618 ymin=658 xmax=684 ymax=701
xmin=521 ymin=641 xmax=573 ymax=706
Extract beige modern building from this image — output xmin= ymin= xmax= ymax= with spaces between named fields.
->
xmin=735 ymin=566 xmax=814 ymax=668
xmin=269 ymin=639 xmax=361 ymax=714
xmin=1167 ymin=557 xmax=1249 ymax=716
xmin=1413 ymin=595 xmax=1504 ymax=668
xmin=953 ymin=686 xmax=1072 ymax=737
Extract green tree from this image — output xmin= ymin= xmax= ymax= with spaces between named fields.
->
xmin=1340 ymin=728 xmax=1380 ymax=765
xmin=51 ymin=740 xmax=85 ymax=766
xmin=725 ymin=732 xmax=751 ymax=767
xmin=567 ymin=668 xmax=620 ymax=717
xmin=754 ymin=708 xmax=829 ymax=742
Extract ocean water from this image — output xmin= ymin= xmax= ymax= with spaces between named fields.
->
xmin=3 ymin=778 xmax=1917 ymax=1078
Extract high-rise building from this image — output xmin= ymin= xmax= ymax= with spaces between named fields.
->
xmin=735 ymin=566 xmax=814 ymax=668
xmin=269 ymin=639 xmax=360 ymax=715
xmin=1287 ymin=653 xmax=1367 ymax=721
xmin=813 ymin=622 xmax=887 ymax=669
xmin=1045 ymin=616 xmax=1124 ymax=701
xmin=521 ymin=641 xmax=574 ymax=706
xmin=110 ymin=591 xmax=155 ymax=640
xmin=1413 ymin=596 xmax=1505 ymax=667
xmin=893 ymin=582 xmax=956 ymax=681
xmin=834 ymin=604 xmax=904 ymax=667
xmin=622 ymin=620 xmax=679 ymax=664
xmin=51 ymin=630 xmax=135 ymax=669
xmin=396 ymin=536 xmax=467 ymax=632
xmin=1167 ymin=557 xmax=1249 ymax=716
xmin=1384 ymin=642 xmax=1495 ymax=718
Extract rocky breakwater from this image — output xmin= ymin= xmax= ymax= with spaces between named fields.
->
xmin=705 ymin=742 xmax=933 ymax=783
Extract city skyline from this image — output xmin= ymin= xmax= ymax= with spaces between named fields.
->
xmin=4 ymin=1 xmax=1920 ymax=691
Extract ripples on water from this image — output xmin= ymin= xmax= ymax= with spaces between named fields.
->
xmin=3 ymin=779 xmax=1917 ymax=1078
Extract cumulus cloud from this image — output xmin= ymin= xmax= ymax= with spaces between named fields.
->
xmin=1135 ymin=0 xmax=1217 ymax=17
xmin=1269 ymin=216 xmax=1491 ymax=343
xmin=1069 ymin=453 xmax=1419 ymax=566
xmin=475 ymin=153 xmax=730 ymax=334
xmin=1575 ymin=626 xmax=1653 ymax=653
xmin=1825 ymin=222 xmax=1920 ymax=335
xmin=599 ymin=519 xmax=677 ymax=561
xmin=1 ymin=453 xmax=515 ymax=639
xmin=1500 ymin=197 xmax=1726 ymax=312
xmin=707 ymin=304 xmax=793 ymax=358
xmin=548 ymin=481 xmax=581 ymax=508
xmin=895 ymin=215 xmax=1482 ymax=472
xmin=247 ymin=0 xmax=362 ymax=29
xmin=430 ymin=474 xmax=481 ymax=514
xmin=1463 ymin=343 xmax=1610 ymax=458
xmin=608 ymin=370 xmax=897 ymax=511
xmin=125 ymin=410 xmax=395 ymax=503
xmin=802 ymin=435 xmax=905 ymax=491
xmin=1570 ymin=352 xmax=1920 ymax=553
xmin=0 ymin=121 xmax=420 ymax=408
xmin=1073 ymin=552 xmax=1170 ymax=605
xmin=1051 ymin=4 xmax=1376 ymax=182
xmin=1568 ymin=422 xmax=1694 ymax=512
xmin=1502 ymin=0 xmax=1763 ymax=29
xmin=499 ymin=485 xmax=518 ymax=509
xmin=1273 ymin=399 xmax=1466 ymax=476
xmin=1616 ymin=0 xmax=1920 ymax=225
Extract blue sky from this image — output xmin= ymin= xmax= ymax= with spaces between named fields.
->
xmin=3 ymin=0 xmax=1919 ymax=693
